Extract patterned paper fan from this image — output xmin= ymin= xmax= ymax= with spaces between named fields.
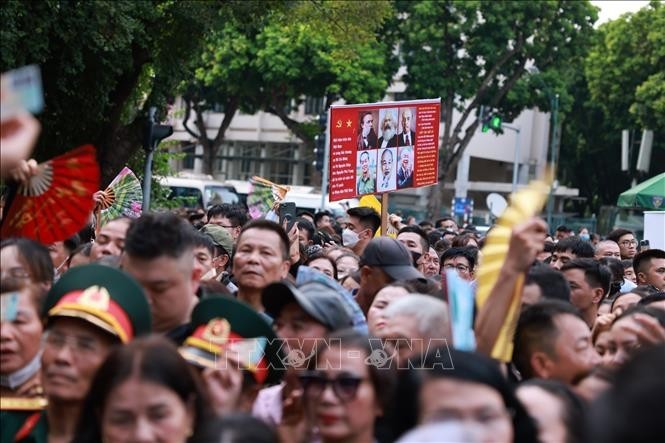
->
xmin=475 ymin=171 xmax=552 ymax=362
xmin=247 ymin=176 xmax=290 ymax=219
xmin=97 ymin=167 xmax=142 ymax=228
xmin=1 ymin=145 xmax=100 ymax=244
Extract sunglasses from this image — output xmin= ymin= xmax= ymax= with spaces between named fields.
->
xmin=298 ymin=371 xmax=365 ymax=402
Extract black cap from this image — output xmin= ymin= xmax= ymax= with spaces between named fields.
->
xmin=262 ymin=280 xmax=353 ymax=331
xmin=360 ymin=237 xmax=424 ymax=281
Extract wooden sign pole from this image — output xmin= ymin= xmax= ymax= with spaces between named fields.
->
xmin=381 ymin=193 xmax=389 ymax=236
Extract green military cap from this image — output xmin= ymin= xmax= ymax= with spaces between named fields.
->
xmin=200 ymin=224 xmax=234 ymax=255
xmin=179 ymin=295 xmax=284 ymax=385
xmin=42 ymin=264 xmax=151 ymax=343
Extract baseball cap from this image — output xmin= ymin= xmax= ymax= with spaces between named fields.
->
xmin=200 ymin=224 xmax=234 ymax=255
xmin=360 ymin=237 xmax=424 ymax=280
xmin=262 ymin=280 xmax=353 ymax=331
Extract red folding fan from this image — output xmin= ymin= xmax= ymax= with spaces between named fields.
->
xmin=1 ymin=145 xmax=100 ymax=244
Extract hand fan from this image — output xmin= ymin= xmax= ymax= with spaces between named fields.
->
xmin=475 ymin=172 xmax=552 ymax=362
xmin=247 ymin=176 xmax=290 ymax=219
xmin=1 ymin=145 xmax=99 ymax=244
xmin=96 ymin=167 xmax=142 ymax=227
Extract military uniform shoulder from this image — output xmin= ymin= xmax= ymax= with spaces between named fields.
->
xmin=0 ymin=396 xmax=47 ymax=411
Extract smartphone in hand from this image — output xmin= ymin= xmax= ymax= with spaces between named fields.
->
xmin=1 ymin=65 xmax=44 ymax=121
xmin=279 ymin=202 xmax=297 ymax=232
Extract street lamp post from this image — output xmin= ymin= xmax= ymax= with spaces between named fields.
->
xmin=545 ymin=94 xmax=559 ymax=228
xmin=526 ymin=66 xmax=560 ymax=228
xmin=502 ymin=123 xmax=521 ymax=194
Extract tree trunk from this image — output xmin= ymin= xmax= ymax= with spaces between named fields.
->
xmin=97 ymin=44 xmax=150 ymax=187
xmin=98 ymin=120 xmax=144 ymax=188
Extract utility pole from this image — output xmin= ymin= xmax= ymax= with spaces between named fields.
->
xmin=142 ymin=107 xmax=173 ymax=211
xmin=501 ymin=123 xmax=521 ymax=194
xmin=545 ymin=94 xmax=559 ymax=228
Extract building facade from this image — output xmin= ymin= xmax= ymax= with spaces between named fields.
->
xmin=168 ymin=77 xmax=577 ymax=220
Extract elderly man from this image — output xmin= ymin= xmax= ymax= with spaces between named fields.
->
xmin=377 ymin=294 xmax=450 ymax=367
xmin=397 ymin=147 xmax=413 ymax=188
xmin=378 ymin=112 xmax=399 ymax=149
xmin=377 ymin=148 xmax=396 ymax=192
xmin=0 ymin=265 xmax=151 ymax=442
xmin=594 ymin=240 xmax=621 ymax=260
xmin=398 ymin=108 xmax=416 ymax=147
xmin=357 ymin=111 xmax=378 ymax=150
xmin=232 ymin=220 xmax=292 ymax=313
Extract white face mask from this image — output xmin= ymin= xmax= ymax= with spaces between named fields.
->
xmin=342 ymin=228 xmax=360 ymax=248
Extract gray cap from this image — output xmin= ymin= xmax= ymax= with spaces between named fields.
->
xmin=262 ymin=280 xmax=353 ymax=331
xmin=360 ymin=237 xmax=424 ymax=281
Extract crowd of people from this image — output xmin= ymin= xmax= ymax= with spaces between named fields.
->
xmin=1 ymin=200 xmax=664 ymax=442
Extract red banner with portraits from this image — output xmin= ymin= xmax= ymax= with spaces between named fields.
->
xmin=328 ymin=99 xmax=441 ymax=202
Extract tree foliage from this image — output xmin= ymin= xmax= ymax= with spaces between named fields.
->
xmin=181 ymin=1 xmax=397 ymax=175
xmin=558 ymin=1 xmax=664 ymax=214
xmin=395 ymin=0 xmax=598 ymax=217
xmin=1 ymin=0 xmax=225 ymax=186
xmin=585 ymin=1 xmax=664 ymax=132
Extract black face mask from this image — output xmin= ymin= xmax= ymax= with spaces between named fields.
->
xmin=410 ymin=251 xmax=422 ymax=268
xmin=610 ymin=281 xmax=622 ymax=295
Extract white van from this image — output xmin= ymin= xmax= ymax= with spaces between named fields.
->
xmin=161 ymin=176 xmax=240 ymax=209
xmin=222 ymin=180 xmax=357 ymax=217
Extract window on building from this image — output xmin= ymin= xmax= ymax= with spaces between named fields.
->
xmin=305 ymin=96 xmax=324 ymax=116
xmin=181 ymin=144 xmax=196 ymax=170
xmin=216 ymin=142 xmax=313 ymax=186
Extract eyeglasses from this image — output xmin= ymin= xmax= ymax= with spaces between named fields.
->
xmin=443 ymin=264 xmax=470 ymax=272
xmin=298 ymin=371 xmax=365 ymax=402
xmin=43 ymin=330 xmax=104 ymax=356
xmin=619 ymin=240 xmax=638 ymax=247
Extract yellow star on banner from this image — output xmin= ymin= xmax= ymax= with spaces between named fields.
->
xmin=346 ymin=119 xmax=352 ymax=128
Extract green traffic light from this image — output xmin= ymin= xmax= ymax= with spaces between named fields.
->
xmin=490 ymin=115 xmax=502 ymax=130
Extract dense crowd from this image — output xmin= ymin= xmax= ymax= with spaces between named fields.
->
xmin=1 ymin=201 xmax=664 ymax=443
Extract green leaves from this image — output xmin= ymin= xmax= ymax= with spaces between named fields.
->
xmin=585 ymin=1 xmax=664 ymax=132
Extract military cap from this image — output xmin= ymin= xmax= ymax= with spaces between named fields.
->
xmin=262 ymin=280 xmax=353 ymax=331
xmin=179 ymin=295 xmax=284 ymax=384
xmin=200 ymin=224 xmax=234 ymax=255
xmin=41 ymin=264 xmax=151 ymax=343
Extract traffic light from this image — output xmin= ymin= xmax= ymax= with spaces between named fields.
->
xmin=479 ymin=106 xmax=502 ymax=133
xmin=143 ymin=107 xmax=173 ymax=152
xmin=313 ymin=134 xmax=325 ymax=171
xmin=312 ymin=113 xmax=327 ymax=172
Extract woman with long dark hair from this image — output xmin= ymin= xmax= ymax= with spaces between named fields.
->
xmin=73 ymin=335 xmax=213 ymax=443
